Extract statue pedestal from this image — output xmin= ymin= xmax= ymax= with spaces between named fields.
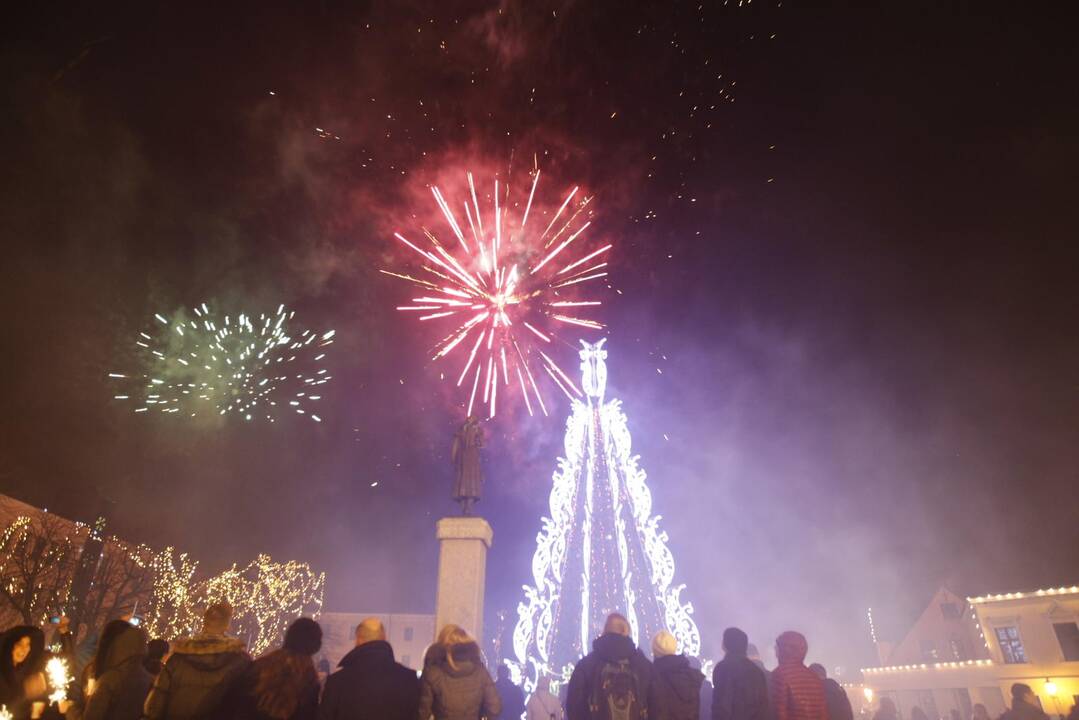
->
xmin=434 ymin=516 xmax=493 ymax=646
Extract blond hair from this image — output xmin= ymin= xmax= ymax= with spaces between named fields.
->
xmin=437 ymin=624 xmax=473 ymax=671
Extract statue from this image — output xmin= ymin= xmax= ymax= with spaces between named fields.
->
xmin=580 ymin=338 xmax=608 ymax=402
xmin=451 ymin=415 xmax=484 ymax=515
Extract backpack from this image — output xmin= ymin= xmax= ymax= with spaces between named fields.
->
xmin=589 ymin=657 xmax=644 ymax=720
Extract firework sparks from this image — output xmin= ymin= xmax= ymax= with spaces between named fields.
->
xmin=46 ymin=656 xmax=70 ymax=705
xmin=383 ymin=169 xmax=608 ymax=417
xmin=110 ymin=304 xmax=334 ymax=423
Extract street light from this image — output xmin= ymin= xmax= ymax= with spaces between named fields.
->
xmin=1044 ymin=679 xmax=1061 ymax=718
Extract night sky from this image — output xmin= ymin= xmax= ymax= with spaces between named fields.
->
xmin=3 ymin=2 xmax=1078 ymax=672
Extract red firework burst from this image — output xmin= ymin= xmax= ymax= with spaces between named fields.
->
xmin=382 ymin=169 xmax=610 ymax=418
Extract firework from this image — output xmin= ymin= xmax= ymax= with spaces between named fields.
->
xmin=46 ymin=656 xmax=70 ymax=705
xmin=383 ymin=170 xmax=609 ymax=417
xmin=110 ymin=304 xmax=334 ymax=423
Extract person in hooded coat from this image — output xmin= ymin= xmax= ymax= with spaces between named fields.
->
xmin=807 ymin=666 xmax=850 ymax=720
xmin=419 ymin=625 xmax=501 ymax=720
xmin=144 ymin=602 xmax=251 ymax=720
xmin=319 ymin=617 xmax=419 ymax=720
xmin=651 ymin=630 xmax=704 ymax=720
xmin=770 ymin=632 xmax=826 ymax=720
xmin=565 ymin=613 xmax=655 ymax=720
xmin=711 ymin=628 xmax=769 ymax=720
xmin=525 ymin=676 xmax=563 ymax=720
xmin=0 ymin=625 xmax=47 ymax=719
xmin=83 ymin=620 xmax=153 ymax=720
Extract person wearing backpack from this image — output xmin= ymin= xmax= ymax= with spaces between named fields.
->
xmin=565 ymin=613 xmax=654 ymax=720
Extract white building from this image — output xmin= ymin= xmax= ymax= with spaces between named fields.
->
xmin=861 ymin=585 xmax=1079 ymax=719
xmin=318 ymin=611 xmax=436 ymax=672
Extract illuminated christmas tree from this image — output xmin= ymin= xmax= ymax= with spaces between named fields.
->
xmin=509 ymin=340 xmax=701 ymax=691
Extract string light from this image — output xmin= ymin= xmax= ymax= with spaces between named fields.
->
xmin=140 ymin=550 xmax=326 ymax=656
xmin=967 ymin=586 xmax=1079 ymax=604
xmin=2 ymin=515 xmax=324 ymax=657
xmin=862 ymin=659 xmax=993 ymax=674
xmin=508 ymin=343 xmax=700 ymax=694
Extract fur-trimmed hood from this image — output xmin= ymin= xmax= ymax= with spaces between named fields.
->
xmin=169 ymin=633 xmax=247 ymax=671
xmin=425 ymin=641 xmax=483 ymax=678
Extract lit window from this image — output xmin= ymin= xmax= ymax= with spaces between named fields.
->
xmin=994 ymin=626 xmax=1027 ymax=664
xmin=1052 ymin=622 xmax=1079 ymax=662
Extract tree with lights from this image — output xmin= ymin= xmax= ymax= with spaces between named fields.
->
xmin=509 ymin=340 xmax=701 ymax=692
xmin=0 ymin=510 xmax=324 ymax=657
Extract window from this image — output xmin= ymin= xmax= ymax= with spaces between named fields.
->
xmin=941 ymin=603 xmax=962 ymax=620
xmin=1053 ymin=622 xmax=1079 ymax=661
xmin=920 ymin=638 xmax=940 ymax=661
xmin=404 ymin=626 xmax=414 ymax=642
xmin=402 ymin=654 xmax=411 ymax=667
xmin=949 ymin=635 xmax=967 ymax=660
xmin=994 ymin=626 xmax=1027 ymax=663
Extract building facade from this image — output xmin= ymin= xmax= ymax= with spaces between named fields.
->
xmin=861 ymin=585 xmax=1079 ymax=719
xmin=318 ymin=611 xmax=436 ymax=672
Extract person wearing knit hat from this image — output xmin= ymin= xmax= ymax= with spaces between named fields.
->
xmin=284 ymin=617 xmax=323 ymax=656
xmin=771 ymin=631 xmax=826 ymax=720
xmin=653 ymin=630 xmax=679 ymax=659
xmin=217 ymin=618 xmax=323 ymax=720
xmin=652 ymin=629 xmax=704 ymax=720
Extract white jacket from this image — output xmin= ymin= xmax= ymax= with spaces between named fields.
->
xmin=526 ymin=688 xmax=564 ymax=720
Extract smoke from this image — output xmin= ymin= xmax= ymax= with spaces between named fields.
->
xmin=6 ymin=0 xmax=1077 ymax=679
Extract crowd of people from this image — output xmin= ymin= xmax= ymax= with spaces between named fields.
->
xmin=1 ymin=608 xmax=1075 ymax=720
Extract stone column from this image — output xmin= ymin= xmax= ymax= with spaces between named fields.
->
xmin=434 ymin=516 xmax=493 ymax=645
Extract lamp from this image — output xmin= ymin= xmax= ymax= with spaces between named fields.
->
xmin=864 ymin=688 xmax=875 ymax=704
xmin=1044 ymin=679 xmax=1057 ymax=697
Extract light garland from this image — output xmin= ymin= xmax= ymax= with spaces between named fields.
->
xmin=0 ymin=514 xmax=76 ymax=626
xmin=509 ymin=343 xmax=701 ymax=694
xmin=967 ymin=586 xmax=1079 ymax=604
xmin=862 ymin=659 xmax=994 ymax=674
xmin=1 ymin=514 xmax=324 ymax=656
